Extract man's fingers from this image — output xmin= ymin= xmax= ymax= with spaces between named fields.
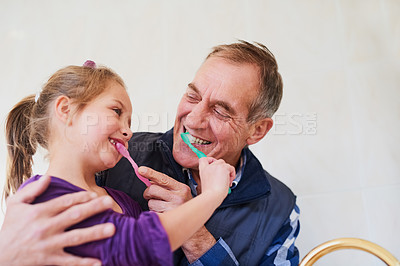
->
xmin=139 ymin=166 xmax=179 ymax=188
xmin=144 ymin=184 xmax=191 ymax=212
xmin=143 ymin=185 xmax=173 ymax=201
xmin=54 ymin=223 xmax=115 ymax=248
xmin=49 ymin=252 xmax=102 ymax=266
xmin=9 ymin=175 xmax=51 ymax=204
xmin=38 ymin=191 xmax=100 ymax=217
xmin=49 ymin=195 xmax=114 ymax=230
xmin=147 ymin=198 xmax=172 ymax=213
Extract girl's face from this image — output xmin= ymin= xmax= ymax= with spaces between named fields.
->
xmin=72 ymin=81 xmax=133 ymax=171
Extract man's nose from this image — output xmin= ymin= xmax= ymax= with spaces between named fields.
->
xmin=185 ymin=102 xmax=209 ymax=129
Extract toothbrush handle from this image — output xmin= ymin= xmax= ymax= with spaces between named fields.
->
xmin=126 ymin=156 xmax=152 ymax=187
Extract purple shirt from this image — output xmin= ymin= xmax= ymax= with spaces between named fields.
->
xmin=21 ymin=175 xmax=172 ymax=266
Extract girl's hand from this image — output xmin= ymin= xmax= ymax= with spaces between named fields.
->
xmin=198 ymin=157 xmax=235 ymax=200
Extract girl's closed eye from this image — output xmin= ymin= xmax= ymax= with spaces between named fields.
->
xmin=113 ymin=108 xmax=122 ymax=116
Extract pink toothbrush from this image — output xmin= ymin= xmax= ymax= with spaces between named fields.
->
xmin=115 ymin=142 xmax=152 ymax=187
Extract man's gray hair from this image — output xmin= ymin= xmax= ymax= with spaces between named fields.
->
xmin=206 ymin=40 xmax=283 ymax=123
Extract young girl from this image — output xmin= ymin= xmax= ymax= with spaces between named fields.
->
xmin=4 ymin=61 xmax=235 ymax=265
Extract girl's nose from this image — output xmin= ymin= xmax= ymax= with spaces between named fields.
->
xmin=121 ymin=124 xmax=133 ymax=140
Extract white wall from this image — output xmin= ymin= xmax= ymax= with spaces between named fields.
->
xmin=1 ymin=1 xmax=399 ymax=265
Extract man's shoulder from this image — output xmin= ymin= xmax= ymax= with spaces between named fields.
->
xmin=130 ymin=131 xmax=164 ymax=144
xmin=243 ymin=148 xmax=296 ymax=214
xmin=243 ymin=148 xmax=296 ymax=199
xmin=264 ymin=170 xmax=296 ymax=201
xmin=128 ymin=132 xmax=166 ymax=158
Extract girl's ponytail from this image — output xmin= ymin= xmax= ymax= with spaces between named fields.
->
xmin=4 ymin=95 xmax=37 ymax=199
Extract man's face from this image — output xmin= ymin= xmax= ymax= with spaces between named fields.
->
xmin=173 ymin=56 xmax=260 ymax=169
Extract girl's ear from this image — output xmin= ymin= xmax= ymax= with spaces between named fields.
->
xmin=54 ymin=95 xmax=72 ymax=125
xmin=246 ymin=117 xmax=273 ymax=146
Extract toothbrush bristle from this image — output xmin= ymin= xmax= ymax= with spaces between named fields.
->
xmin=181 ymin=132 xmax=194 ymax=144
xmin=187 ymin=134 xmax=194 ymax=143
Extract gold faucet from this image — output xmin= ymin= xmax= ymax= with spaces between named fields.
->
xmin=300 ymin=238 xmax=400 ymax=266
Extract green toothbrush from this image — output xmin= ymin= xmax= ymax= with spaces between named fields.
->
xmin=180 ymin=132 xmax=231 ymax=194
xmin=180 ymin=132 xmax=206 ymax=158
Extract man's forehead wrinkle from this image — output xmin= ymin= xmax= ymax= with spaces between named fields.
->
xmin=196 ymin=65 xmax=224 ymax=88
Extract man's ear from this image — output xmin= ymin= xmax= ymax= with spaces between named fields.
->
xmin=54 ymin=95 xmax=72 ymax=125
xmin=246 ymin=117 xmax=273 ymax=146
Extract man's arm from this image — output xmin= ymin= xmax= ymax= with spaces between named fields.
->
xmin=140 ymin=167 xmax=239 ymax=265
xmin=0 ymin=175 xmax=116 ymax=266
xmin=181 ymin=229 xmax=239 ymax=265
xmin=261 ymin=204 xmax=300 ymax=265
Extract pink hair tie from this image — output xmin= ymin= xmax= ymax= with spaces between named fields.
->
xmin=83 ymin=60 xmax=96 ymax=68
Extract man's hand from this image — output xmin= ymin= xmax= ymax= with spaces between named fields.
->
xmin=139 ymin=166 xmax=217 ymax=262
xmin=0 ymin=175 xmax=115 ymax=266
xmin=140 ymin=166 xmax=192 ymax=213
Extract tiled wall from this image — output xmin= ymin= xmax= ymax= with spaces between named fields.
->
xmin=1 ymin=1 xmax=399 ymax=264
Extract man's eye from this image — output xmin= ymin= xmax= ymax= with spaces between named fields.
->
xmin=186 ymin=93 xmax=200 ymax=103
xmin=214 ymin=108 xmax=230 ymax=119
xmin=113 ymin=108 xmax=122 ymax=116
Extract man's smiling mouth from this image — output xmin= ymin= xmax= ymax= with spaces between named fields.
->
xmin=183 ymin=128 xmax=212 ymax=145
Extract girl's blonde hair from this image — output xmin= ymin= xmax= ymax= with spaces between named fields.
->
xmin=4 ymin=63 xmax=125 ymax=199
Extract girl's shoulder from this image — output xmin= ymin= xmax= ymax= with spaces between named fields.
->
xmin=20 ymin=175 xmax=84 ymax=204
xmin=103 ymin=186 xmax=143 ymax=217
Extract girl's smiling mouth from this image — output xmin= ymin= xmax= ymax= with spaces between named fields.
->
xmin=109 ymin=138 xmax=125 ymax=149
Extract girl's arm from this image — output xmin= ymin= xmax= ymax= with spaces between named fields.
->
xmin=156 ymin=157 xmax=235 ymax=251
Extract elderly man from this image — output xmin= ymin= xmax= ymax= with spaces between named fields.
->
xmin=0 ymin=41 xmax=299 ymax=265
xmin=98 ymin=40 xmax=300 ymax=265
